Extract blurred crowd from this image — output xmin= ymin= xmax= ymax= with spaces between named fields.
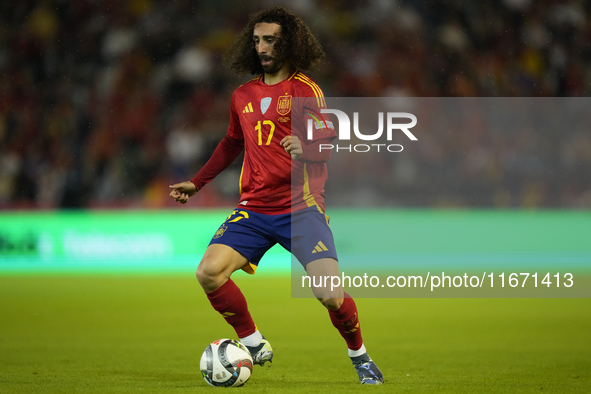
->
xmin=0 ymin=0 xmax=590 ymax=209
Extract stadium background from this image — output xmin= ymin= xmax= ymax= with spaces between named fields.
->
xmin=1 ymin=0 xmax=590 ymax=210
xmin=1 ymin=0 xmax=590 ymax=392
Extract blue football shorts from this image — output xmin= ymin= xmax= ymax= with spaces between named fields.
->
xmin=208 ymin=206 xmax=338 ymax=274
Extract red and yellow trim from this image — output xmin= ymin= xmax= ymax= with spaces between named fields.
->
xmin=302 ymin=164 xmax=320 ymax=211
xmin=238 ymin=161 xmax=245 ymax=195
xmin=302 ymin=163 xmax=331 ymax=225
xmin=238 ymin=75 xmax=263 ymax=88
xmin=294 ymin=72 xmax=326 ymax=107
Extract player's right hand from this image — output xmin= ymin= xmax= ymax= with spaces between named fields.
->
xmin=169 ymin=181 xmax=198 ymax=204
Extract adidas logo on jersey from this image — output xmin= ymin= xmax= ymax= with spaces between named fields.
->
xmin=243 ymin=102 xmax=254 ymax=113
xmin=311 ymin=241 xmax=329 ymax=254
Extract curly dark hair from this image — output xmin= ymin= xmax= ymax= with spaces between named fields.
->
xmin=223 ymin=7 xmax=325 ymax=75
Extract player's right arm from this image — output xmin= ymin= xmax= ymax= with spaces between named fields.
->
xmin=169 ymin=181 xmax=197 ymax=204
xmin=169 ymin=92 xmax=244 ymax=204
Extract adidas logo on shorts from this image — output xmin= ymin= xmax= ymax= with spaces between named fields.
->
xmin=311 ymin=241 xmax=329 ymax=254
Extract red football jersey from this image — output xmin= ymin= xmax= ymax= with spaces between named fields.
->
xmin=228 ymin=70 xmax=336 ymax=214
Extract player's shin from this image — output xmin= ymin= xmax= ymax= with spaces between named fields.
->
xmin=327 ymin=292 xmax=364 ymax=352
xmin=206 ymin=279 xmax=257 ymax=338
xmin=328 ymin=293 xmax=384 ymax=384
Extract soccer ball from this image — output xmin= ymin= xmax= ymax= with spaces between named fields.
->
xmin=200 ymin=339 xmax=254 ymax=387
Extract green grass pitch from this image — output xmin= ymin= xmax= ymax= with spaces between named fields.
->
xmin=1 ymin=274 xmax=589 ymax=393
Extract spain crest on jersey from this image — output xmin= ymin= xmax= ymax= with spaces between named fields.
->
xmin=276 ymin=95 xmax=292 ymax=115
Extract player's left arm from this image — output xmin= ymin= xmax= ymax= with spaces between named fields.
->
xmin=282 ymin=89 xmax=335 ymax=161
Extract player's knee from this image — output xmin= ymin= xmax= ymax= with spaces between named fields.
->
xmin=196 ymin=260 xmax=224 ymax=292
xmin=195 ymin=263 xmax=208 ymax=286
xmin=317 ymin=297 xmax=343 ymax=311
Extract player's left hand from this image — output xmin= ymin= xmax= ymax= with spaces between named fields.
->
xmin=280 ymin=135 xmax=302 ymax=160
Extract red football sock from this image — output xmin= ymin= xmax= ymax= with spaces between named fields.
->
xmin=328 ymin=293 xmax=363 ymax=351
xmin=206 ymin=279 xmax=256 ymax=338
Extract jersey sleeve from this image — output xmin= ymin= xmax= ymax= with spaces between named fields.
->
xmin=293 ymin=85 xmax=336 ymax=143
xmin=190 ymin=135 xmax=244 ymax=189
xmin=227 ymin=91 xmax=244 ymax=140
xmin=189 ymin=91 xmax=245 ymax=189
xmin=299 ymin=137 xmax=333 ymax=162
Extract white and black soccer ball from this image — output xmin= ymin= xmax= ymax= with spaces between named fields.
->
xmin=200 ymin=339 xmax=254 ymax=387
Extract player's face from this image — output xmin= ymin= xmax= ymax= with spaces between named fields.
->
xmin=253 ymin=22 xmax=285 ymax=74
